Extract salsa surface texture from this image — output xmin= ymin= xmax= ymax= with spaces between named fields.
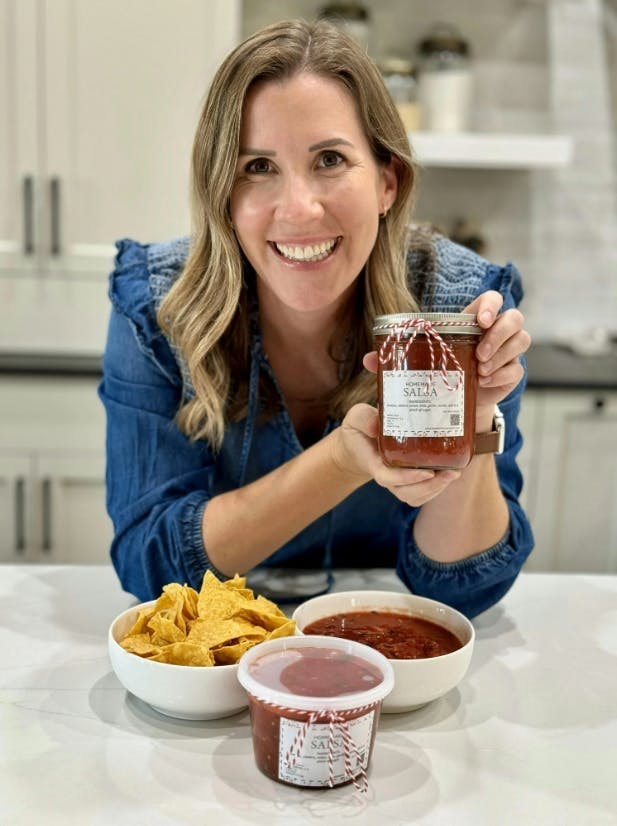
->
xmin=303 ymin=610 xmax=462 ymax=659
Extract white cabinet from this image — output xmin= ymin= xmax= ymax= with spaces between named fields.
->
xmin=0 ymin=0 xmax=241 ymax=350
xmin=0 ymin=375 xmax=113 ymax=565
xmin=519 ymin=389 xmax=617 ymax=573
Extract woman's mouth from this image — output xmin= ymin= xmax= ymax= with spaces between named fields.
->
xmin=271 ymin=237 xmax=340 ymax=263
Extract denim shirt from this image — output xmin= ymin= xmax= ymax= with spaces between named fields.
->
xmin=98 ymin=235 xmax=534 ymax=617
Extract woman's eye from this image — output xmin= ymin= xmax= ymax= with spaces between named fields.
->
xmin=319 ymin=151 xmax=343 ymax=169
xmin=245 ymin=158 xmax=272 ymax=174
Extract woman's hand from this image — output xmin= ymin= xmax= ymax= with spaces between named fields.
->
xmin=463 ymin=291 xmax=531 ymax=422
xmin=331 ymin=403 xmax=462 ymax=507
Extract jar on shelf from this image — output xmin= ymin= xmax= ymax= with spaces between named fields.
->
xmin=416 ymin=23 xmax=473 ymax=132
xmin=318 ymin=2 xmax=371 ymax=51
xmin=378 ymin=58 xmax=423 ymax=133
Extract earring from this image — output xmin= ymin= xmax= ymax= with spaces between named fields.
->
xmin=380 ymin=207 xmax=389 ymax=219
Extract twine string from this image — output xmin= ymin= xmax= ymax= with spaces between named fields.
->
xmin=377 ymin=317 xmax=471 ymax=393
xmin=263 ymin=700 xmax=375 ymax=793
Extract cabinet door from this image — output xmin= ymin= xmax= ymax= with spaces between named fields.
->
xmin=43 ymin=0 xmax=241 ymax=277
xmin=516 ymin=390 xmax=542 ymax=519
xmin=36 ymin=452 xmax=113 ymax=565
xmin=530 ymin=391 xmax=617 ymax=573
xmin=0 ymin=454 xmax=33 ymax=563
xmin=0 ymin=0 xmax=43 ymax=273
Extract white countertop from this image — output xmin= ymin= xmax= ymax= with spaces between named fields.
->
xmin=1 ymin=565 xmax=616 ymax=826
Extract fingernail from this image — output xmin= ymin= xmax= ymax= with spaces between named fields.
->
xmin=480 ymin=310 xmax=493 ymax=324
xmin=479 ymin=375 xmax=492 ymax=385
xmin=417 ymin=471 xmax=435 ymax=481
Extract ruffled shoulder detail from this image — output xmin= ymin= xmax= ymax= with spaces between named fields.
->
xmin=109 ymin=238 xmax=187 ymax=386
xmin=409 ymin=234 xmax=523 ymax=312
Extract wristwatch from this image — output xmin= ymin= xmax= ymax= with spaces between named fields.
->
xmin=474 ymin=404 xmax=505 ymax=455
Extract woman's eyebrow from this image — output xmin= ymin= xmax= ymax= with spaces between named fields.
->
xmin=238 ymin=148 xmax=277 ymax=156
xmin=308 ymin=138 xmax=354 ymax=151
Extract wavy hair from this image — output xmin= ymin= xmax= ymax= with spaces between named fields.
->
xmin=158 ymin=18 xmax=429 ymax=449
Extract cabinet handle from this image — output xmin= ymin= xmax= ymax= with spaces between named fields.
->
xmin=15 ymin=478 xmax=26 ymax=553
xmin=23 ymin=176 xmax=35 ymax=255
xmin=41 ymin=478 xmax=52 ymax=552
xmin=50 ymin=177 xmax=61 ymax=256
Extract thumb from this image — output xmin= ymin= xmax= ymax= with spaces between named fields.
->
xmin=344 ymin=403 xmax=380 ymax=438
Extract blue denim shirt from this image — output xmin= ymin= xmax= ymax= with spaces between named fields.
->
xmin=98 ymin=235 xmax=534 ymax=617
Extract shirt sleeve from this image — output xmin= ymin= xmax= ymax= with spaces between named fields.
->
xmin=395 ymin=259 xmax=535 ymax=618
xmin=98 ymin=240 xmax=225 ymax=601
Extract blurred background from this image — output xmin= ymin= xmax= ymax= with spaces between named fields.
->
xmin=1 ymin=0 xmax=615 ymax=573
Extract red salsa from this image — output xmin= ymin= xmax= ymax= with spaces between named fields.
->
xmin=248 ymin=646 xmax=383 ymax=696
xmin=246 ymin=645 xmax=384 ymax=787
xmin=374 ymin=313 xmax=482 ymax=470
xmin=303 ymin=610 xmax=463 ymax=659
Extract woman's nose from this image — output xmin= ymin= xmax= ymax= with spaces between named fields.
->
xmin=274 ymin=174 xmax=324 ymax=224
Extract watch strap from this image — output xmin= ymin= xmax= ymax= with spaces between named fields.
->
xmin=474 ymin=405 xmax=505 ymax=455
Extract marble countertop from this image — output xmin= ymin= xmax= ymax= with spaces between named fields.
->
xmin=1 ymin=565 xmax=616 ymax=825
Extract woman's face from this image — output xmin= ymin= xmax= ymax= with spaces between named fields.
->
xmin=230 ymin=72 xmax=397 ymax=319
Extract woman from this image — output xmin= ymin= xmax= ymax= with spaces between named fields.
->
xmin=99 ymin=19 xmax=533 ymax=617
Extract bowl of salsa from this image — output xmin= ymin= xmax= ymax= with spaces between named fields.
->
xmin=292 ymin=591 xmax=474 ymax=713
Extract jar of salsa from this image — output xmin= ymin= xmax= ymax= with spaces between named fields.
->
xmin=373 ymin=312 xmax=482 ymax=469
xmin=237 ymin=635 xmax=394 ymax=790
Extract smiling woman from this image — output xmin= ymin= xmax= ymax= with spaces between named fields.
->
xmin=98 ymin=18 xmax=534 ymax=618
xmin=230 ymin=73 xmax=397 ymax=321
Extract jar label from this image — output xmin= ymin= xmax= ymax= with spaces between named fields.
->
xmin=277 ymin=710 xmax=374 ymax=787
xmin=382 ymin=370 xmax=464 ymax=437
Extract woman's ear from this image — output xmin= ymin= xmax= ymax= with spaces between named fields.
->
xmin=380 ymin=155 xmax=400 ymax=213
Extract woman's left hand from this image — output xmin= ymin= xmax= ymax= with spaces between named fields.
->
xmin=464 ymin=290 xmax=531 ymax=418
xmin=363 ymin=290 xmax=531 ymax=427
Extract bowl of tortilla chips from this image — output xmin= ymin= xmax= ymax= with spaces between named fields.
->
xmin=108 ymin=571 xmax=296 ymax=720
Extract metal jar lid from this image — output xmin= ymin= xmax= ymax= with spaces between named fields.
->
xmin=373 ymin=312 xmax=481 ymax=336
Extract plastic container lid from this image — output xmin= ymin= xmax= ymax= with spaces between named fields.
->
xmin=237 ymin=635 xmax=394 ymax=712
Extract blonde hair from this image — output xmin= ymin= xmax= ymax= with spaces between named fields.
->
xmin=158 ymin=18 xmax=426 ymax=449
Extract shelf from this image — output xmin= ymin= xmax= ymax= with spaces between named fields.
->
xmin=410 ymin=132 xmax=574 ymax=169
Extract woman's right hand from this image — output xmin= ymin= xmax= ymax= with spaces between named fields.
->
xmin=331 ymin=403 xmax=462 ymax=508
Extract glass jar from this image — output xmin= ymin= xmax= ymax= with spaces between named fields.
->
xmin=378 ymin=58 xmax=423 ymax=132
xmin=373 ymin=312 xmax=482 ymax=469
xmin=416 ymin=23 xmax=473 ymax=132
xmin=318 ymin=2 xmax=371 ymax=51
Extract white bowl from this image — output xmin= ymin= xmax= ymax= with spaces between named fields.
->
xmin=292 ymin=590 xmax=474 ymax=714
xmin=108 ymin=601 xmax=248 ymax=720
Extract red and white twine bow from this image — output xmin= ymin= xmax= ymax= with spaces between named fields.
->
xmin=377 ymin=317 xmax=468 ymax=393
xmin=267 ymin=702 xmax=377 ymax=793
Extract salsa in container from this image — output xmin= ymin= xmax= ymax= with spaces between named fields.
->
xmin=237 ymin=635 xmax=394 ymax=790
xmin=373 ymin=312 xmax=482 ymax=469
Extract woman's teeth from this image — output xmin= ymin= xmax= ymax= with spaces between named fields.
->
xmin=275 ymin=238 xmax=337 ymax=262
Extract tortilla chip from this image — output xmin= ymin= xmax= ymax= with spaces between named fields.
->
xmin=119 ymin=571 xmax=295 ymax=666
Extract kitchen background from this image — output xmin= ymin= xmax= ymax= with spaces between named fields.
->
xmin=1 ymin=0 xmax=616 ymax=573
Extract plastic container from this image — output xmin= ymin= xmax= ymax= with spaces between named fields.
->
xmin=417 ymin=23 xmax=473 ymax=132
xmin=379 ymin=58 xmax=423 ymax=132
xmin=373 ymin=312 xmax=482 ymax=469
xmin=237 ymin=635 xmax=394 ymax=789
